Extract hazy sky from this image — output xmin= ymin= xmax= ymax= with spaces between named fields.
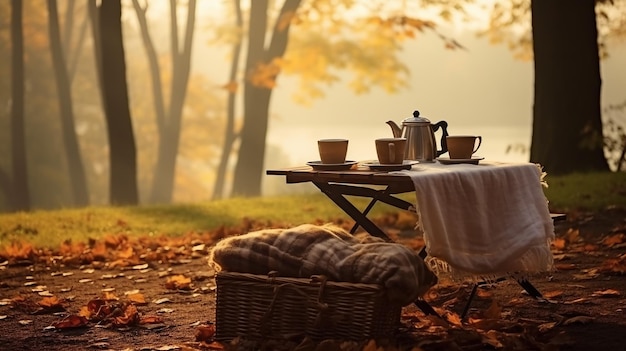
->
xmin=189 ymin=7 xmax=626 ymax=165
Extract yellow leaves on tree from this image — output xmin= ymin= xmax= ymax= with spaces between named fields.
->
xmin=249 ymin=60 xmax=283 ymax=89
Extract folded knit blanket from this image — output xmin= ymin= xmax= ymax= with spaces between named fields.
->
xmin=209 ymin=224 xmax=437 ymax=306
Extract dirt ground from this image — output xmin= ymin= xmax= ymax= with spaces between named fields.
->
xmin=1 ymin=208 xmax=625 ymax=351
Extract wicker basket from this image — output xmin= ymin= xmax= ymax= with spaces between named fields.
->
xmin=215 ymin=271 xmax=402 ymax=342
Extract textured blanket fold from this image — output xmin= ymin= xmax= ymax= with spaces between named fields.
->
xmin=209 ymin=224 xmax=437 ymax=306
xmin=397 ymin=161 xmax=554 ymax=279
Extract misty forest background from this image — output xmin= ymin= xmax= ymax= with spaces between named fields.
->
xmin=1 ymin=0 xmax=625 ymax=214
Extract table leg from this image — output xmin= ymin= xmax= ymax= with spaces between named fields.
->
xmin=313 ymin=182 xmax=391 ymax=241
xmin=313 ymin=181 xmax=442 ymax=317
xmin=350 ymin=198 xmax=379 ymax=234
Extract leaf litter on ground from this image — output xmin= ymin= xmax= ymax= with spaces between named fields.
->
xmin=1 ymin=212 xmax=626 ymax=350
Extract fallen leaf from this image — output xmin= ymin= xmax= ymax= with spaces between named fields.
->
xmin=552 ymin=238 xmax=566 ymax=250
xmin=132 ymin=263 xmax=148 ymax=270
xmin=127 ymin=293 xmax=147 ymax=305
xmin=18 ymin=320 xmax=33 ymax=325
xmin=481 ymin=330 xmax=503 ymax=348
xmin=591 ymin=289 xmax=620 ymax=297
xmin=543 ymin=290 xmax=564 ymax=299
xmin=563 ymin=297 xmax=589 ymax=305
xmin=140 ymin=315 xmax=163 ymax=324
xmin=484 ymin=300 xmax=502 ymax=319
xmin=602 ymin=233 xmax=625 ymax=247
xmin=38 ymin=296 xmax=64 ymax=309
xmin=102 ymin=291 xmax=119 ymax=301
xmin=112 ymin=304 xmax=139 ymax=327
xmin=563 ymin=315 xmax=594 ymax=325
xmin=538 ymin=321 xmax=557 ymax=333
xmin=555 ymin=263 xmax=577 ymax=270
xmin=51 ymin=315 xmax=89 ymax=329
xmin=31 ymin=285 xmax=47 ymax=292
xmin=165 ymin=275 xmax=192 ymax=290
xmin=153 ymin=298 xmax=172 ymax=305
xmin=195 ymin=324 xmax=216 ymax=342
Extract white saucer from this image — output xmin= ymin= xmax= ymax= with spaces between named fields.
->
xmin=306 ymin=160 xmax=358 ymax=171
xmin=362 ymin=160 xmax=419 ymax=171
xmin=436 ymin=156 xmax=484 ymax=165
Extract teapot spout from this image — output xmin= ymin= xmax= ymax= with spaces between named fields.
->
xmin=386 ymin=120 xmax=403 ymax=138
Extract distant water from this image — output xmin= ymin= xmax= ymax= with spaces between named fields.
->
xmin=266 ymin=123 xmax=532 ymax=167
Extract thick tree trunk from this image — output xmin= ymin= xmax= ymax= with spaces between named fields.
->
xmin=530 ymin=0 xmax=609 ymax=174
xmin=11 ymin=0 xmax=30 ymax=211
xmin=98 ymin=0 xmax=138 ymax=205
xmin=47 ymin=0 xmax=90 ymax=206
xmin=231 ymin=0 xmax=301 ymax=197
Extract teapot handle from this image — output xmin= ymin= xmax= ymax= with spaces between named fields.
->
xmin=432 ymin=121 xmax=449 ymax=157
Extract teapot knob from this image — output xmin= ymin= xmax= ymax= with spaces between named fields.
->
xmin=413 ymin=110 xmax=420 ymax=118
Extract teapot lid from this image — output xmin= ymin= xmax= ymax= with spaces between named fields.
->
xmin=402 ymin=110 xmax=431 ymax=125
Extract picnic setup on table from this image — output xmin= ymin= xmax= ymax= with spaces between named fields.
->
xmin=208 ymin=110 xmax=563 ymax=344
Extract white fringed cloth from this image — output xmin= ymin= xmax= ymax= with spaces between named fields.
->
xmin=397 ymin=161 xmax=555 ymax=282
xmin=209 ymin=224 xmax=438 ymax=306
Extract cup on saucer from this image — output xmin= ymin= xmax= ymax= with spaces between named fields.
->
xmin=446 ymin=135 xmax=482 ymax=159
xmin=318 ymin=139 xmax=349 ymax=164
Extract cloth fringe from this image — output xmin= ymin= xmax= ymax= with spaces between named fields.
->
xmin=424 ymin=238 xmax=555 ymax=284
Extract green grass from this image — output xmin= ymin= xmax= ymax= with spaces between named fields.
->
xmin=0 ymin=193 xmax=411 ymax=249
xmin=0 ymin=172 xmax=623 ymax=250
xmin=543 ymin=171 xmax=626 ymax=212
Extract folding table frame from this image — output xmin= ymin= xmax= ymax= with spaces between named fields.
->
xmin=266 ymin=165 xmax=560 ymax=318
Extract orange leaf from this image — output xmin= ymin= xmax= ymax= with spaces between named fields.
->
xmin=52 ymin=315 xmax=88 ymax=329
xmin=445 ymin=312 xmax=463 ymax=326
xmin=78 ymin=306 xmax=93 ymax=319
xmin=38 ymin=296 xmax=62 ymax=308
xmin=2 ymin=241 xmax=34 ymax=259
xmin=195 ymin=324 xmax=216 ymax=342
xmin=127 ymin=293 xmax=147 ymax=305
xmin=552 ymin=238 xmax=566 ymax=250
xmin=140 ymin=315 xmax=163 ymax=324
xmin=555 ymin=263 xmax=577 ymax=271
xmin=87 ymin=298 xmax=111 ymax=318
xmin=591 ymin=289 xmax=620 ymax=297
xmin=102 ymin=291 xmax=119 ymax=301
xmin=165 ymin=275 xmax=192 ymax=290
xmin=484 ymin=300 xmax=502 ymax=319
xmin=543 ymin=290 xmax=564 ymax=298
xmin=603 ymin=234 xmax=625 ymax=247
xmin=113 ymin=304 xmax=139 ymax=327
xmin=117 ymin=246 xmax=134 ymax=259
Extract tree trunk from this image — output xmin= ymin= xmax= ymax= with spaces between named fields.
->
xmin=530 ymin=0 xmax=609 ymax=174
xmin=98 ymin=0 xmax=138 ymax=205
xmin=132 ymin=0 xmax=196 ymax=204
xmin=11 ymin=0 xmax=30 ymax=211
xmin=88 ymin=0 xmax=105 ymax=111
xmin=212 ymin=0 xmax=243 ymax=200
xmin=47 ymin=0 xmax=90 ymax=206
xmin=231 ymin=0 xmax=301 ymax=197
